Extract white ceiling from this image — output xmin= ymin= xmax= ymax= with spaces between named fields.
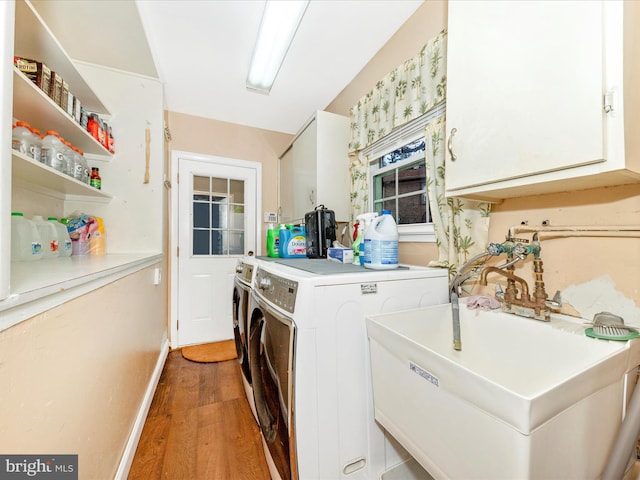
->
xmin=33 ymin=0 xmax=424 ymax=135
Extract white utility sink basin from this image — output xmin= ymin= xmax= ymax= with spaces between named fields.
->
xmin=367 ymin=302 xmax=639 ymax=479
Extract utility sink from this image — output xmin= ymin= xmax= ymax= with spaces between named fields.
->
xmin=366 ymin=302 xmax=639 ymax=479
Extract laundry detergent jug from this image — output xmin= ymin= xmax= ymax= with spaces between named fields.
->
xmin=279 ymin=225 xmax=307 ymax=258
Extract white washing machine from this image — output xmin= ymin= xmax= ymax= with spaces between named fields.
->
xmin=232 ymin=253 xmax=259 ymax=422
xmin=248 ymin=258 xmax=449 ymax=480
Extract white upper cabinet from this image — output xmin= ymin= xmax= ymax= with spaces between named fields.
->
xmin=279 ymin=111 xmax=350 ymax=223
xmin=445 ymin=1 xmax=640 ymax=201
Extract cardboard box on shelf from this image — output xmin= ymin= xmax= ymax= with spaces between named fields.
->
xmin=14 ymin=56 xmax=51 ymax=94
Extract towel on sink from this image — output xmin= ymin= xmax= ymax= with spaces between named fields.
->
xmin=466 ymin=295 xmax=501 ymax=310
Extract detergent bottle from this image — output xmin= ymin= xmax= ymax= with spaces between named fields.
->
xmin=266 ymin=223 xmax=279 ymax=258
xmin=279 ymin=224 xmax=307 ymax=258
xmin=363 ymin=210 xmax=398 ymax=269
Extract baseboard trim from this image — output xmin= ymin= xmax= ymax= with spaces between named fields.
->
xmin=115 ymin=338 xmax=170 ymax=480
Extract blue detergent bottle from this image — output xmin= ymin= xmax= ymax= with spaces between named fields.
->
xmin=279 ymin=225 xmax=307 ymax=258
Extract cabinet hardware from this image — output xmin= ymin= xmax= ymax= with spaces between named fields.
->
xmin=604 ymin=89 xmax=616 ymax=114
xmin=448 ymin=128 xmax=458 ymax=162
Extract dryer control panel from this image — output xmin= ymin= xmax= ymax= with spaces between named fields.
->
xmin=255 ymin=268 xmax=298 ymax=314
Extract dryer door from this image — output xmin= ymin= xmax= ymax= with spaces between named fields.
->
xmin=249 ymin=302 xmax=296 ymax=480
xmin=232 ymin=279 xmax=251 ymax=382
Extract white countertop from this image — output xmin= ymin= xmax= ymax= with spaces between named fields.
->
xmin=1 ymin=252 xmax=163 ymax=331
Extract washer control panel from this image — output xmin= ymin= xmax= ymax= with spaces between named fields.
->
xmin=255 ymin=268 xmax=298 ymax=314
xmin=235 ymin=261 xmax=254 ymax=284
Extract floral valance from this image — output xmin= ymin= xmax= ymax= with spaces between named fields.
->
xmin=349 ymin=29 xmax=447 ymax=153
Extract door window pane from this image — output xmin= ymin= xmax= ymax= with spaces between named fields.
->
xmin=211 ymin=202 xmax=227 ymax=229
xmin=229 ymin=232 xmax=244 ymax=255
xmin=193 ymin=202 xmax=210 ymax=228
xmin=230 ymin=179 xmax=245 ymax=203
xmin=193 ymin=230 xmax=210 ymax=255
xmin=211 ymin=177 xmax=227 ymax=195
xmin=192 ymin=174 xmax=246 ymax=256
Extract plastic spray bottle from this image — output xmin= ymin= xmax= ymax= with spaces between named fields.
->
xmin=354 ymin=212 xmax=378 ymax=266
xmin=351 ymin=221 xmax=360 ymax=265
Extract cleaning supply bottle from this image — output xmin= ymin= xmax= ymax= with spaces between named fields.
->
xmin=351 ymin=221 xmax=360 ymax=265
xmin=356 ymin=212 xmax=379 ymax=266
xmin=266 ymin=223 xmax=279 ymax=257
xmin=363 ymin=210 xmax=398 ymax=270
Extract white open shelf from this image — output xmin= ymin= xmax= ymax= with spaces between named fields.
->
xmin=12 ymin=69 xmax=112 ymax=157
xmin=12 ymin=150 xmax=112 ymax=201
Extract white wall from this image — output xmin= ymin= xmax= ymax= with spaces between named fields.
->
xmin=72 ymin=62 xmax=165 ymax=254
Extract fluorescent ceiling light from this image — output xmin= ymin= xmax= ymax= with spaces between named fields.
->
xmin=247 ymin=0 xmax=309 ymax=94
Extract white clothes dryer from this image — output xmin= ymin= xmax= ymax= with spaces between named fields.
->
xmin=232 ymin=254 xmax=259 ymax=422
xmin=248 ymin=258 xmax=449 ymax=480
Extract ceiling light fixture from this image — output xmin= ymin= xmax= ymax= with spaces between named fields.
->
xmin=246 ymin=0 xmax=309 ymax=94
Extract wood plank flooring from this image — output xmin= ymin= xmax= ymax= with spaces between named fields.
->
xmin=128 ymin=349 xmax=271 ymax=480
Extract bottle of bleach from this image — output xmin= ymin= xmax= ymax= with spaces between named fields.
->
xmin=363 ymin=210 xmax=398 ymax=269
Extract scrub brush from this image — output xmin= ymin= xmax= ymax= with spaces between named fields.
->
xmin=585 ymin=312 xmax=640 ymax=341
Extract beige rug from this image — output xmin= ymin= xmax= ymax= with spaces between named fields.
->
xmin=181 ymin=339 xmax=238 ymax=363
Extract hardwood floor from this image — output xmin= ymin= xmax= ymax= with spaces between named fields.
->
xmin=128 ymin=350 xmax=271 ymax=480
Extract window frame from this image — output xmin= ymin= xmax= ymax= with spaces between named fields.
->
xmin=363 ymin=105 xmax=445 ymax=243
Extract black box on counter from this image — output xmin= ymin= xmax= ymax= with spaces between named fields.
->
xmin=14 ymin=56 xmax=51 ymax=94
xmin=305 ymin=205 xmax=337 ymax=258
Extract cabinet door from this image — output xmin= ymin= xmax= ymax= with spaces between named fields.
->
xmin=446 ymin=1 xmax=605 ymax=192
xmin=279 ymin=147 xmax=295 ymax=223
xmin=291 ymin=119 xmax=317 ymax=221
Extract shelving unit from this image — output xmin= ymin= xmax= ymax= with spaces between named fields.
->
xmin=1 ymin=0 xmax=150 ymax=315
xmin=13 ymin=0 xmax=109 ymax=115
xmin=12 ymin=69 xmax=112 ymax=158
xmin=11 ymin=150 xmax=112 ymax=201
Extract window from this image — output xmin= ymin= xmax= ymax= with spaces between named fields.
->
xmin=364 ymin=104 xmax=444 ymax=242
xmin=192 ymin=175 xmax=245 ymax=255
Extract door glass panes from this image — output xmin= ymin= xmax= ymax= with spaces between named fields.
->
xmin=192 ymin=175 xmax=246 ymax=255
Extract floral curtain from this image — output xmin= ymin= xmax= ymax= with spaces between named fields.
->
xmin=424 ymin=117 xmax=491 ymax=278
xmin=348 ymin=29 xmax=447 ymax=225
xmin=348 ymin=29 xmax=447 ymax=154
xmin=348 ymin=29 xmax=491 ymax=279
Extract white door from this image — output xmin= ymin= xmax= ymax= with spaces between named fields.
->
xmin=175 ymin=153 xmax=259 ymax=347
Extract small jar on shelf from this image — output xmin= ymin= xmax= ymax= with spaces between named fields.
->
xmin=90 ymin=167 xmax=101 ymax=190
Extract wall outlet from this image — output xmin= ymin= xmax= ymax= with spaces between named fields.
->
xmin=264 ymin=212 xmax=277 ymax=223
xmin=153 ymin=267 xmax=162 ymax=285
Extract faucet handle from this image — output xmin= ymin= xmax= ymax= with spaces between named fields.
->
xmin=487 ymin=243 xmax=505 ymax=256
xmin=495 ymin=283 xmax=505 ymax=300
xmin=545 ymin=290 xmax=562 ymax=310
